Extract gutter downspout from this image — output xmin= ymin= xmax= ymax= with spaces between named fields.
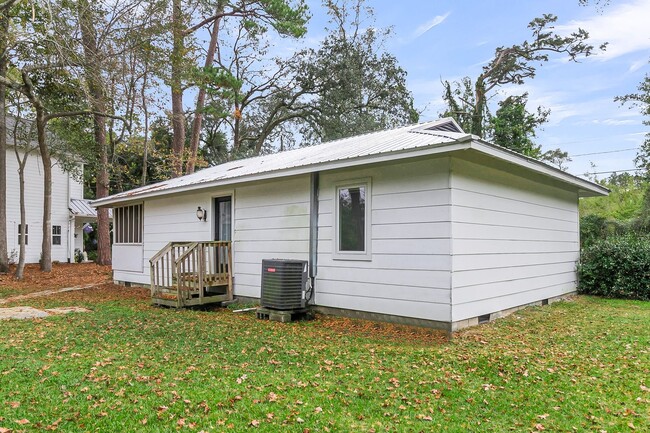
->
xmin=308 ymin=172 xmax=319 ymax=303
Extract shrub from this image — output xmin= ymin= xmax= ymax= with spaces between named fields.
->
xmin=578 ymin=235 xmax=650 ymax=300
xmin=87 ymin=250 xmax=98 ymax=262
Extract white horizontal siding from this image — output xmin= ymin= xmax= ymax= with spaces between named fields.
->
xmin=114 ymin=190 xmax=218 ymax=284
xmin=232 ymin=176 xmax=310 ymax=298
xmin=315 ymin=157 xmax=453 ymax=322
xmin=5 ymin=149 xmax=79 ymax=263
xmin=450 ymin=156 xmax=579 ymax=322
xmin=316 ymin=290 xmax=450 ymax=322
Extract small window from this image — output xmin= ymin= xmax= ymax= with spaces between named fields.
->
xmin=335 ymin=179 xmax=371 ymax=260
xmin=114 ymin=204 xmax=143 ymax=244
xmin=18 ymin=224 xmax=28 ymax=245
xmin=52 ymin=225 xmax=62 ymax=246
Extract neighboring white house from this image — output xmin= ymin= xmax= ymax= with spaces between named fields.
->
xmin=93 ymin=118 xmax=608 ymax=331
xmin=4 ymin=119 xmax=103 ymax=264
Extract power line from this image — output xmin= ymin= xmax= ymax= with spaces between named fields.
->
xmin=571 ymin=147 xmax=639 ymax=157
xmin=586 ymin=169 xmax=639 ymax=175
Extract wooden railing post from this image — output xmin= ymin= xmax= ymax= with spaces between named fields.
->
xmin=198 ymin=243 xmax=204 ymax=304
xmin=227 ymin=241 xmax=233 ymax=300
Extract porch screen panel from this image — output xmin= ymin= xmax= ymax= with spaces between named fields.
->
xmin=115 ymin=204 xmax=142 ymax=244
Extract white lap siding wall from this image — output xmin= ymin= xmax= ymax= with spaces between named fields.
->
xmin=5 ymin=148 xmax=81 ymax=263
xmin=315 ymin=156 xmax=453 ymax=323
xmin=232 ymin=176 xmax=311 ymax=298
xmin=113 ymin=176 xmax=312 ymax=290
xmin=450 ymin=156 xmax=580 ymax=323
xmin=113 ymin=191 xmax=215 ymax=285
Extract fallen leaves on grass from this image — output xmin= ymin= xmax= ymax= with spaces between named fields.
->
xmin=0 ymin=263 xmax=111 ymax=294
xmin=314 ymin=315 xmax=448 ymax=345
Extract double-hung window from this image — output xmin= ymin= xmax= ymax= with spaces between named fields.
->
xmin=52 ymin=225 xmax=62 ymax=245
xmin=114 ymin=204 xmax=143 ymax=244
xmin=334 ymin=178 xmax=371 ymax=260
xmin=18 ymin=224 xmax=28 ymax=245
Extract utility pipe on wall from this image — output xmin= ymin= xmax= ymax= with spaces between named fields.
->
xmin=308 ymin=172 xmax=319 ymax=301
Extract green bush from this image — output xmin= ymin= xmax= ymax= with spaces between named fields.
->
xmin=578 ymin=235 xmax=650 ymax=300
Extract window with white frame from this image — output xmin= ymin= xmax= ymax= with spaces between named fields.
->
xmin=114 ymin=204 xmax=143 ymax=244
xmin=52 ymin=225 xmax=62 ymax=245
xmin=335 ymin=179 xmax=371 ymax=260
xmin=18 ymin=224 xmax=28 ymax=245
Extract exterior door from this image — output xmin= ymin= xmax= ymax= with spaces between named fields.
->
xmin=213 ymin=196 xmax=232 ymax=277
xmin=214 ymin=196 xmax=232 ymax=241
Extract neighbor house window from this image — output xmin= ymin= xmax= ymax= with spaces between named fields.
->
xmin=52 ymin=225 xmax=61 ymax=245
xmin=18 ymin=224 xmax=28 ymax=245
xmin=335 ymin=179 xmax=371 ymax=260
xmin=114 ymin=204 xmax=143 ymax=244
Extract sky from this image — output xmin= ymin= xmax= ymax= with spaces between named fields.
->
xmin=293 ymin=0 xmax=650 ymax=179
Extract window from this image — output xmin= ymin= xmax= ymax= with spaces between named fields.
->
xmin=114 ymin=204 xmax=143 ymax=244
xmin=18 ymin=224 xmax=28 ymax=245
xmin=335 ymin=179 xmax=371 ymax=260
xmin=52 ymin=225 xmax=62 ymax=245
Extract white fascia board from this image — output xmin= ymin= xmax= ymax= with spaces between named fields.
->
xmin=92 ymin=140 xmax=472 ymax=208
xmin=469 ymin=140 xmax=609 ymax=197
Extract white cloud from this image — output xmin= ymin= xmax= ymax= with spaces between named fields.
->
xmin=629 ymin=59 xmax=648 ymax=73
xmin=556 ymin=0 xmax=650 ymax=61
xmin=592 ymin=118 xmax=638 ymax=126
xmin=412 ymin=12 xmax=450 ymax=39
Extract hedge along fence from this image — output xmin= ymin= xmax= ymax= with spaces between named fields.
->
xmin=578 ymin=235 xmax=650 ymax=301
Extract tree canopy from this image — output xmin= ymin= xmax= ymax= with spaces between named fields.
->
xmin=441 ymin=13 xmax=604 ymax=166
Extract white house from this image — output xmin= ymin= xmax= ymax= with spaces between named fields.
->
xmin=4 ymin=119 xmax=101 ymax=264
xmin=93 ymin=119 xmax=608 ymax=331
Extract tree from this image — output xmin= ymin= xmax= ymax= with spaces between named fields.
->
xmin=616 ymin=71 xmax=650 ymax=175
xmin=77 ymin=0 xmax=113 ymax=265
xmin=1 ymin=2 xmax=129 ymax=271
xmin=442 ymin=14 xmax=603 ymax=138
xmin=616 ymin=68 xmax=650 ymax=228
xmin=0 ymin=0 xmax=21 ymax=273
xmin=489 ymin=93 xmax=549 ymax=158
xmin=210 ymin=0 xmax=418 ymax=156
xmin=8 ymin=103 xmax=37 ymax=279
xmin=297 ymin=0 xmax=418 ymax=143
xmin=168 ymin=0 xmax=309 ymax=177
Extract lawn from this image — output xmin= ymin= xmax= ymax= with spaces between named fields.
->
xmin=0 ymin=281 xmax=648 ymax=432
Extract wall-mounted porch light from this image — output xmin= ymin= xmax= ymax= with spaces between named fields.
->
xmin=196 ymin=206 xmax=207 ymax=222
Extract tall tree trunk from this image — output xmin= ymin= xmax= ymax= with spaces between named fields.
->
xmin=170 ymin=0 xmax=185 ymax=177
xmin=11 ymin=108 xmax=28 ymax=279
xmin=141 ymin=70 xmax=149 ymax=186
xmin=15 ymin=155 xmax=26 ymax=279
xmin=78 ymin=0 xmax=111 ymax=265
xmin=19 ymin=69 xmax=52 ymax=271
xmin=186 ymin=15 xmax=222 ymax=175
xmin=0 ymin=11 xmax=9 ymax=273
xmin=233 ymin=100 xmax=241 ymax=154
xmin=36 ymin=109 xmax=52 ymax=271
xmin=472 ymin=77 xmax=486 ymax=138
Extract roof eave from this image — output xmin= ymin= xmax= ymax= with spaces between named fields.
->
xmin=92 ymin=133 xmax=608 ymax=208
xmin=469 ymin=139 xmax=609 ymax=197
xmin=92 ymin=138 xmax=473 ymax=208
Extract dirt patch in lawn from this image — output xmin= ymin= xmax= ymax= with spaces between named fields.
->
xmin=0 ymin=262 xmax=112 ymax=296
xmin=0 ymin=306 xmax=92 ymax=320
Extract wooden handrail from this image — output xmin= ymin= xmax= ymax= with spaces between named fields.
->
xmin=175 ymin=242 xmax=199 ymax=263
xmin=150 ymin=241 xmax=233 ymax=307
xmin=149 ymin=241 xmax=173 ymax=264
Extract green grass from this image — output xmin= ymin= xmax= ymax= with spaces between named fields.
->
xmin=0 ymin=286 xmax=20 ymax=298
xmin=0 ymin=294 xmax=648 ymax=432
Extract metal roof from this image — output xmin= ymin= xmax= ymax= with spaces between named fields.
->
xmin=92 ymin=118 xmax=608 ymax=207
xmin=70 ymin=198 xmax=112 ymax=218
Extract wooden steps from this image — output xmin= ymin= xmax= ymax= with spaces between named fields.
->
xmin=150 ymin=241 xmax=233 ymax=308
